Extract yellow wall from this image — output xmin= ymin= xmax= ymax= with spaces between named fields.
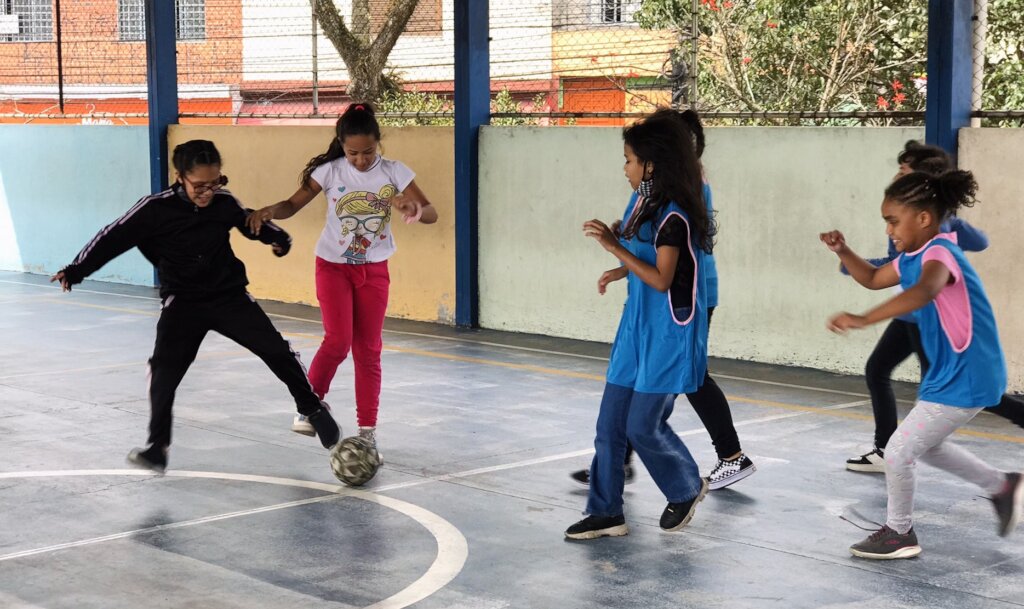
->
xmin=552 ymin=29 xmax=676 ymax=78
xmin=168 ymin=125 xmax=456 ymax=323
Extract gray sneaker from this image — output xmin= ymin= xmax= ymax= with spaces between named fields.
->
xmin=850 ymin=526 xmax=922 ymax=560
xmin=993 ymin=472 xmax=1023 ymax=537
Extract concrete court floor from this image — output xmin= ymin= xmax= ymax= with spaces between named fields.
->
xmin=0 ymin=270 xmax=1022 ymax=609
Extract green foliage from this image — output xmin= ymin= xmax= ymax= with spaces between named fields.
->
xmin=636 ymin=0 xmax=1023 ymax=123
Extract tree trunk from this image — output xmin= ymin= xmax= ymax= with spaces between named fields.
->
xmin=311 ymin=0 xmax=421 ymax=102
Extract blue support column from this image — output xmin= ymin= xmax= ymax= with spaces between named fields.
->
xmin=453 ymin=0 xmax=488 ymax=328
xmin=924 ymin=0 xmax=973 ymax=162
xmin=145 ymin=0 xmax=178 ymax=193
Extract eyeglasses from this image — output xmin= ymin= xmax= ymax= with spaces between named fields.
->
xmin=181 ymin=175 xmax=224 ymax=195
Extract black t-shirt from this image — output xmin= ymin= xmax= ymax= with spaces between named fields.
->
xmin=655 ymin=214 xmax=695 ymax=310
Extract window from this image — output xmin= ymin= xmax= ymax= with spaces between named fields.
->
xmin=595 ymin=0 xmax=639 ymax=25
xmin=0 ymin=0 xmax=53 ymax=43
xmin=118 ymin=0 xmax=205 ymax=42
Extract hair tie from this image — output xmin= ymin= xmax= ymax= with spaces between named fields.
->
xmin=353 ymin=104 xmax=365 ymax=111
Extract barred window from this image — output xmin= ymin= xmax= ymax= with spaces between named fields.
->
xmin=0 ymin=0 xmax=53 ymax=43
xmin=595 ymin=0 xmax=640 ymax=25
xmin=118 ymin=0 xmax=205 ymax=42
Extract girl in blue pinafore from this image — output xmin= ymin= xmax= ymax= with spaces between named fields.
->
xmin=565 ymin=113 xmax=715 ymax=540
xmin=822 ymin=169 xmax=1023 ymax=559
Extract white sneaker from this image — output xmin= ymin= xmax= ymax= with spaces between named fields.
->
xmin=359 ymin=426 xmax=382 ymax=464
xmin=291 ymin=414 xmax=315 ymax=436
xmin=846 ymin=447 xmax=886 ymax=473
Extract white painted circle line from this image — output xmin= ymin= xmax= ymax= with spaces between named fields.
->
xmin=0 ymin=469 xmax=468 ymax=609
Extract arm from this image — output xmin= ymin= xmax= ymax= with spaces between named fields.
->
xmin=583 ymin=219 xmax=678 ymax=292
xmin=51 ymin=201 xmax=151 ymax=291
xmin=236 ymin=207 xmax=292 ymax=257
xmin=247 ymin=179 xmax=322 ymax=234
xmin=821 ymin=230 xmax=900 ymax=289
xmin=392 ymin=180 xmax=438 ymax=225
xmin=597 ymin=266 xmax=628 ymax=295
xmin=828 ymin=261 xmax=951 ymax=333
xmin=946 ymin=217 xmax=989 ymax=253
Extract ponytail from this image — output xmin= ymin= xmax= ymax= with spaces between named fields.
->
xmin=885 ymin=169 xmax=978 ymax=220
xmin=300 ymin=102 xmax=382 ymax=186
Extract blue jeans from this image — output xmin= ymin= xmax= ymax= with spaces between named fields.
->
xmin=586 ymin=382 xmax=704 ymax=517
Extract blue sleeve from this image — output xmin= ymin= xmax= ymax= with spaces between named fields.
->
xmin=944 ymin=217 xmax=989 ymax=253
xmin=839 ymin=239 xmax=897 ymax=275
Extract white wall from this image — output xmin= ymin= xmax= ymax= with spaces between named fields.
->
xmin=959 ymin=128 xmax=1024 ymax=392
xmin=241 ymin=0 xmax=553 ymax=84
xmin=479 ymin=126 xmax=951 ymax=385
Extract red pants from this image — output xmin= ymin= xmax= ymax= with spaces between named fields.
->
xmin=308 ymin=257 xmax=390 ymax=427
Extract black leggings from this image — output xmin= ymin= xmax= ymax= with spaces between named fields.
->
xmin=624 ymin=307 xmax=743 ymax=464
xmin=866 ymin=319 xmax=1024 ymax=450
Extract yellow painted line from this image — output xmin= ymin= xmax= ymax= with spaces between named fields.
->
xmin=25 ymin=299 xmax=1024 ymax=445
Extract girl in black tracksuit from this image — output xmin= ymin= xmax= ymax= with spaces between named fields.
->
xmin=51 ymin=140 xmax=339 ymax=471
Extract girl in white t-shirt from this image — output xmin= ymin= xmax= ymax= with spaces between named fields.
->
xmin=249 ymin=103 xmax=438 ymax=448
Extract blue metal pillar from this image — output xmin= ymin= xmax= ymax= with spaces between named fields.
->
xmin=924 ymin=0 xmax=973 ymax=162
xmin=145 ymin=0 xmax=178 ymax=193
xmin=453 ymin=0 xmax=488 ymax=328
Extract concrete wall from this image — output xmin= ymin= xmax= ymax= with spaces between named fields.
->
xmin=959 ymin=128 xmax=1024 ymax=391
xmin=169 ymin=124 xmax=456 ymax=323
xmin=0 ymin=125 xmax=154 ymax=285
xmin=480 ymin=126 xmax=944 ymax=384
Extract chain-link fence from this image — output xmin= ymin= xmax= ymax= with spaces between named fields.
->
xmin=0 ymin=1 xmax=1021 ymax=125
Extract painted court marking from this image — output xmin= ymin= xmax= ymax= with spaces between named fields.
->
xmin=0 ymin=469 xmax=468 ymax=609
xmin=5 ymin=277 xmax=1024 ymax=447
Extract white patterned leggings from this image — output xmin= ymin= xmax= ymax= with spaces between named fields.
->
xmin=885 ymin=400 xmax=1007 ymax=534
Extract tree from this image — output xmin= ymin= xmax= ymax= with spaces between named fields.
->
xmin=312 ymin=0 xmax=420 ymax=102
xmin=635 ymin=0 xmax=929 ymax=122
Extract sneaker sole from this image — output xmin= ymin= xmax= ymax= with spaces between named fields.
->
xmin=708 ymin=464 xmax=757 ymax=491
xmin=564 ymin=524 xmax=629 ymax=540
xmin=662 ymin=479 xmax=709 ymax=532
xmin=845 ymin=462 xmax=885 ymax=473
xmin=999 ymin=476 xmax=1024 ymax=537
xmin=291 ymin=425 xmax=316 ymax=437
xmin=850 ymin=545 xmax=922 ymax=560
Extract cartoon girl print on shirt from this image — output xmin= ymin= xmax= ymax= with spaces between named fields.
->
xmin=334 ymin=184 xmax=397 ymax=262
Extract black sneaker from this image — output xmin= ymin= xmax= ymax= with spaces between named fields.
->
xmin=569 ymin=464 xmax=636 ymax=487
xmin=307 ymin=406 xmax=340 ymax=449
xmin=850 ymin=525 xmax=922 ymax=559
xmin=846 ymin=447 xmax=886 ymax=473
xmin=706 ymin=454 xmax=757 ymax=490
xmin=660 ymin=478 xmax=708 ymax=531
xmin=564 ymin=514 xmax=628 ymax=540
xmin=992 ymin=472 xmax=1023 ymax=537
xmin=127 ymin=445 xmax=167 ymax=474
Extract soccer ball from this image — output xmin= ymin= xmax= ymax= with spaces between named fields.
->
xmin=330 ymin=436 xmax=381 ymax=487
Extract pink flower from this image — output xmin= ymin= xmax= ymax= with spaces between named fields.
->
xmin=765 ymin=20 xmax=779 ymax=29
xmin=742 ymin=57 xmax=753 ymax=65
xmin=876 ymin=96 xmax=890 ymax=109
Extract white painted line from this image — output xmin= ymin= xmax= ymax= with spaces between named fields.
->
xmin=0 ymin=277 xmax=881 ymax=400
xmin=374 ymin=399 xmax=872 ymax=493
xmin=0 ymin=470 xmax=468 ymax=609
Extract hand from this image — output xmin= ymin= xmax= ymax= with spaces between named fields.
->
xmin=50 ymin=271 xmax=71 ymax=292
xmin=610 ymin=219 xmax=622 ymax=238
xmin=819 ymin=230 xmax=848 ymax=254
xmin=597 ymin=268 xmax=625 ymax=295
xmin=392 ymin=194 xmax=423 ymax=224
xmin=827 ymin=312 xmax=867 ymax=334
xmin=583 ymin=219 xmax=619 ymax=252
xmin=247 ymin=206 xmax=276 ymax=235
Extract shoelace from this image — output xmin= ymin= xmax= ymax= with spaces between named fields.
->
xmin=839 ymin=507 xmax=885 ymax=532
